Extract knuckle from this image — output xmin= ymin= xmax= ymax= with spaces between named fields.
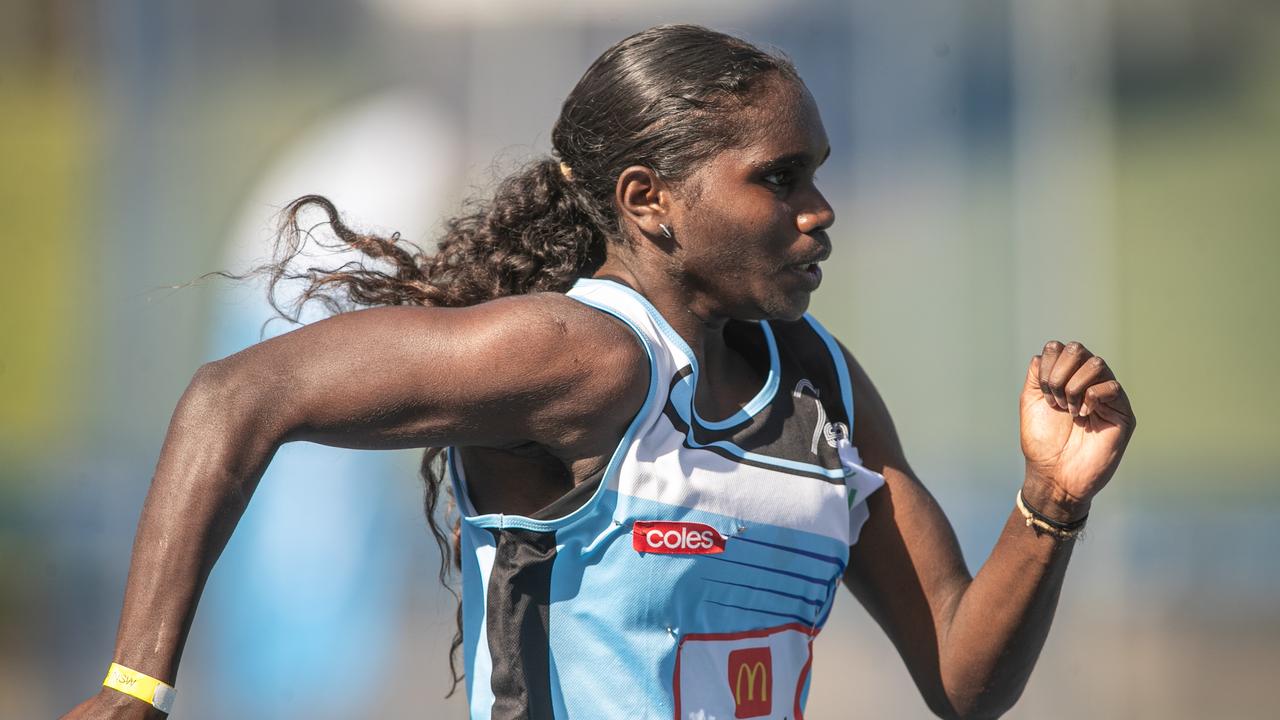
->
xmin=1063 ymin=341 xmax=1086 ymax=354
xmin=1043 ymin=340 xmax=1063 ymax=352
xmin=1089 ymin=355 xmax=1107 ymax=369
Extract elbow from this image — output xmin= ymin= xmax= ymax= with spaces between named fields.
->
xmin=926 ymin=684 xmax=1024 ymax=720
xmin=184 ymin=360 xmax=286 ymax=445
xmin=187 ymin=361 xmax=247 ymax=415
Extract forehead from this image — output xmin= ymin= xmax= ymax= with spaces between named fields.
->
xmin=727 ymin=78 xmax=829 ymax=165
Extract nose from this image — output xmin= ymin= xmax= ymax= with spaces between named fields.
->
xmin=796 ymin=191 xmax=835 ymax=234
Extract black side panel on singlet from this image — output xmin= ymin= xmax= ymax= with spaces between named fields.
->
xmin=485 ymin=528 xmax=557 ymax=720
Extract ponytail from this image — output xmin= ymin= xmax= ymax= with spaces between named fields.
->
xmin=211 ymin=156 xmax=612 ymax=698
xmin=249 ymin=156 xmax=609 ymax=329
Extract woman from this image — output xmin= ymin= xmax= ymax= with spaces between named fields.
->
xmin=65 ymin=24 xmax=1135 ymax=720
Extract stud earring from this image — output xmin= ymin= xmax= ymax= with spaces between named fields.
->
xmin=659 ymin=223 xmax=674 ymax=239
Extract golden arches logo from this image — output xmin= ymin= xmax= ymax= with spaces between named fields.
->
xmin=727 ymin=646 xmax=772 ymax=717
xmin=734 ymin=661 xmax=769 ymax=704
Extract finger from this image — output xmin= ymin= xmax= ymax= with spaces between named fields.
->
xmin=1079 ymin=379 xmax=1135 ymax=429
xmin=1038 ymin=340 xmax=1066 ymax=410
xmin=1048 ymin=341 xmax=1094 ymax=415
xmin=1065 ymin=355 xmax=1116 ymax=415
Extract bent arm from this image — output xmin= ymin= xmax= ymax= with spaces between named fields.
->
xmin=840 ymin=348 xmax=1077 ymax=720
xmin=73 ymin=293 xmax=646 ymax=718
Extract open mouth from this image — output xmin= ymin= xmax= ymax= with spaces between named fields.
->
xmin=788 ymin=262 xmax=823 ymax=288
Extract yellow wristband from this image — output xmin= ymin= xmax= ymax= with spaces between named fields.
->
xmin=103 ymin=662 xmax=176 ymax=714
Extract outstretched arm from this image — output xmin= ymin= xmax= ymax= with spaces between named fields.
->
xmin=841 ymin=340 xmax=1136 ymax=719
xmin=63 ymin=293 xmax=648 ymax=719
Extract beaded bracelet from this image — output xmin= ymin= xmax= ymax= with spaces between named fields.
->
xmin=1015 ymin=489 xmax=1087 ymax=541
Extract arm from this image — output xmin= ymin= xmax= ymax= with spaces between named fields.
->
xmin=64 ymin=292 xmax=648 ymax=718
xmin=841 ymin=341 xmax=1136 ymax=719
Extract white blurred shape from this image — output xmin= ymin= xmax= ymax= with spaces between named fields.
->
xmin=186 ymin=90 xmax=460 ymax=720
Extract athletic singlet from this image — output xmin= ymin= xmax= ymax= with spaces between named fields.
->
xmin=446 ymin=277 xmax=885 ymax=719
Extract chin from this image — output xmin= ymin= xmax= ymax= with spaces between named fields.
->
xmin=762 ymin=291 xmax=812 ymax=322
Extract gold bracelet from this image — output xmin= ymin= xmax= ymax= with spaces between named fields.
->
xmin=1015 ymin=489 xmax=1086 ymax=541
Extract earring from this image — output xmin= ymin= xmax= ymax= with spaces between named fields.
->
xmin=659 ymin=223 xmax=674 ymax=239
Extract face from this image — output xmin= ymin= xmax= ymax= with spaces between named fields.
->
xmin=668 ymin=75 xmax=835 ymax=322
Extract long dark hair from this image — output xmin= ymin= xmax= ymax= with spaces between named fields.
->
xmin=237 ymin=24 xmax=798 ymax=695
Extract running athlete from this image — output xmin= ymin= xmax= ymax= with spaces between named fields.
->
xmin=64 ymin=24 xmax=1136 ymax=720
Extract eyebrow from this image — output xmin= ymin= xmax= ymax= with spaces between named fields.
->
xmin=753 ymin=145 xmax=832 ymax=171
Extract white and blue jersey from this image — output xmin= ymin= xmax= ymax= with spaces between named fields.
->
xmin=446 ymin=277 xmax=885 ymax=719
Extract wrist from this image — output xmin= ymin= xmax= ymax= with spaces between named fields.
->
xmin=102 ymin=662 xmax=175 ymax=716
xmin=1020 ymin=472 xmax=1091 ymax=524
xmin=92 ymin=687 xmax=166 ymax=719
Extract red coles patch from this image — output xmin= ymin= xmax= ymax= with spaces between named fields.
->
xmin=728 ymin=646 xmax=773 ymax=717
xmin=632 ymin=521 xmax=726 ymax=555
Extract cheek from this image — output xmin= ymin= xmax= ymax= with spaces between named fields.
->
xmin=692 ymin=197 xmax=789 ymax=266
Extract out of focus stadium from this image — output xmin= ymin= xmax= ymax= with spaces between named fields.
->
xmin=2 ymin=1 xmax=1277 ymax=717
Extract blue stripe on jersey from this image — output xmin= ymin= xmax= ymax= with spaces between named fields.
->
xmin=701 ymin=578 xmax=827 ymax=608
xmin=704 ymin=600 xmax=815 ymax=626
xmin=460 ymin=524 xmax=498 ymax=718
xmin=802 ymin=313 xmax=856 ymax=438
xmin=731 ymin=534 xmax=847 ymax=568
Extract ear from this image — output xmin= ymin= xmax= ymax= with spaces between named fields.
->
xmin=614 ymin=165 xmax=673 ymax=244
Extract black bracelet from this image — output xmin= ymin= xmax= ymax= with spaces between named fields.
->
xmin=1018 ymin=490 xmax=1088 ymax=531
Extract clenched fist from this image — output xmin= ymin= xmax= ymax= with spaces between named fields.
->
xmin=1019 ymin=340 xmax=1137 ymax=522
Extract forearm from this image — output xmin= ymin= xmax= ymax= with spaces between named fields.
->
xmin=109 ymin=366 xmax=281 ymax=683
xmin=937 ymin=476 xmax=1086 ymax=717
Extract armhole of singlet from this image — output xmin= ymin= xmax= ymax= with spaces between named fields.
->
xmin=800 ymin=313 xmax=855 ymax=437
xmin=445 ymin=295 xmax=659 ymax=533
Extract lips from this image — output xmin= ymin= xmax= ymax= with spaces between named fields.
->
xmin=787 ymin=262 xmax=823 ymax=289
xmin=785 ymin=240 xmax=830 ymax=290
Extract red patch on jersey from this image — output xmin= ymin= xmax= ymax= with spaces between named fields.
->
xmin=632 ymin=521 xmax=726 ymax=555
xmin=728 ymin=646 xmax=773 ymax=718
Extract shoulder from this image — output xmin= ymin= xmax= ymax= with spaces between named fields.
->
xmin=480 ymin=291 xmax=649 ymax=382
xmin=473 ymin=291 xmax=651 ymax=448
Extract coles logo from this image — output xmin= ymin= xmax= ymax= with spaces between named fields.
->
xmin=632 ymin=521 xmax=726 ymax=555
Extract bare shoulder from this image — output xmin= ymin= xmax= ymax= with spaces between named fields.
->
xmin=488 ymin=290 xmax=649 ymax=391
xmin=475 ymin=291 xmax=651 ymax=451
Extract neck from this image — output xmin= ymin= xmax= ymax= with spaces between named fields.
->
xmin=592 ymin=252 xmax=764 ymax=421
xmin=592 ymin=253 xmax=728 ymax=361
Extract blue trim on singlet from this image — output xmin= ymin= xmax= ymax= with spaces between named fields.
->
xmin=802 ymin=313 xmax=856 ymax=440
xmin=444 ymin=294 xmax=659 ymax=534
xmin=696 ymin=321 xmax=780 ymax=429
xmin=573 ymin=278 xmax=780 ymax=430
xmin=576 ymin=278 xmax=851 ymax=481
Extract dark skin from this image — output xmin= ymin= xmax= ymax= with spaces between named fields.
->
xmin=64 ymin=75 xmax=1135 ymax=719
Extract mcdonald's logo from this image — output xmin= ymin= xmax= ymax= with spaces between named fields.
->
xmin=727 ymin=646 xmax=772 ymax=718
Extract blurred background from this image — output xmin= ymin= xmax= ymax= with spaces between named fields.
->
xmin=2 ymin=0 xmax=1277 ymax=717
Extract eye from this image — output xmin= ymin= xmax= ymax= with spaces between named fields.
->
xmin=762 ymin=169 xmax=795 ymax=188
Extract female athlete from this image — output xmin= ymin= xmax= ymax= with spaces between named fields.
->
xmin=64 ymin=24 xmax=1136 ymax=720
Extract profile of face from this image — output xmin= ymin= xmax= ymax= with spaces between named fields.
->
xmin=665 ymin=74 xmax=835 ymax=322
